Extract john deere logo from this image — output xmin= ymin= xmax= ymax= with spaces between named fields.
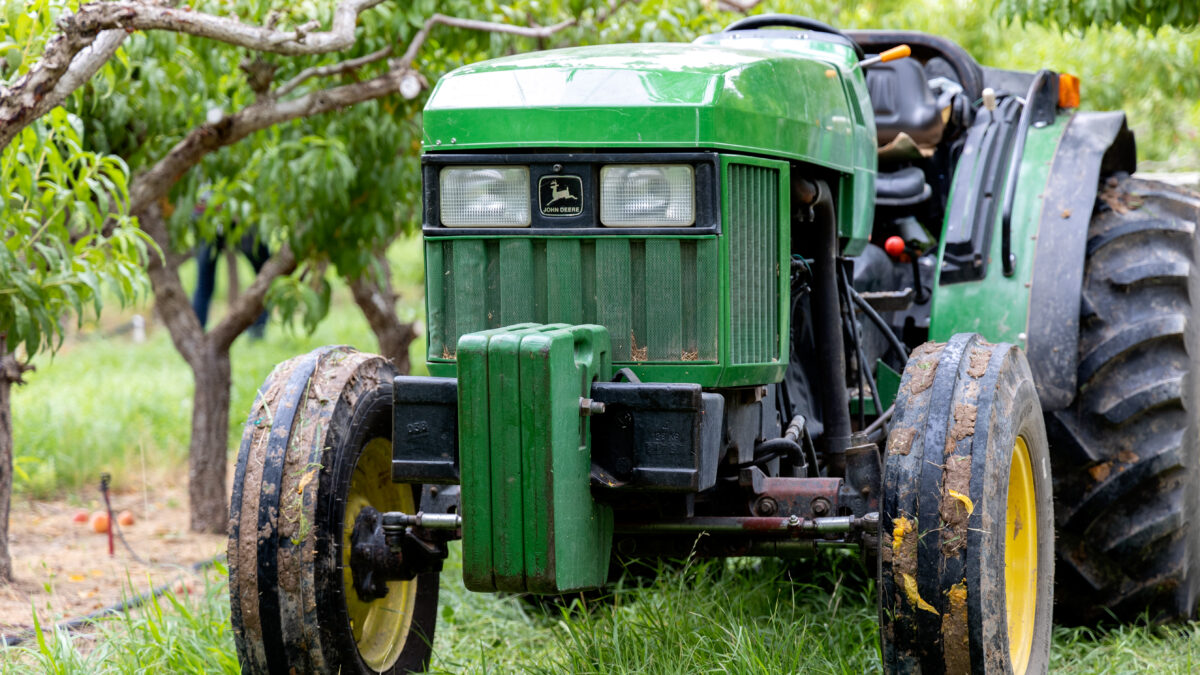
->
xmin=539 ymin=176 xmax=583 ymax=216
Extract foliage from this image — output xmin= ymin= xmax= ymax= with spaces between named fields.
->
xmin=1 ymin=1 xmax=149 ymax=357
xmin=998 ymin=0 xmax=1200 ymax=32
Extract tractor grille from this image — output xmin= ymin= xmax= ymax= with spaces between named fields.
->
xmin=426 ymin=237 xmax=720 ymax=364
xmin=727 ymin=162 xmax=781 ymax=365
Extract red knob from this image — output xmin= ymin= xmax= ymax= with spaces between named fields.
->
xmin=884 ymin=236 xmax=906 ymax=258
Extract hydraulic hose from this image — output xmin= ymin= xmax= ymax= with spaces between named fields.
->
xmin=794 ymin=177 xmax=852 ymax=476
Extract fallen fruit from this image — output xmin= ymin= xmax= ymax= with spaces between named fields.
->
xmin=72 ymin=509 xmax=89 ymax=524
xmin=117 ymin=510 xmax=135 ymax=527
xmin=90 ymin=511 xmax=110 ymax=533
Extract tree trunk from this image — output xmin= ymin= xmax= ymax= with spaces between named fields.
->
xmin=348 ymin=257 xmax=418 ymax=374
xmin=139 ymin=205 xmax=297 ymax=533
xmin=0 ymin=339 xmax=25 ymax=583
xmin=188 ymin=345 xmax=231 ymax=533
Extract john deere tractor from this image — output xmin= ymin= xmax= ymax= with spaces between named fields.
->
xmin=227 ymin=15 xmax=1200 ymax=675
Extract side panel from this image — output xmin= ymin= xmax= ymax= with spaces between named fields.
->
xmin=929 ymin=114 xmax=1069 ymax=346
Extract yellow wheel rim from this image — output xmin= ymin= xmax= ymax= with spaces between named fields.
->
xmin=343 ymin=437 xmax=418 ymax=672
xmin=1006 ymin=436 xmax=1038 ymax=675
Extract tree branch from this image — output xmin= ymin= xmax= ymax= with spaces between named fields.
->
xmin=0 ymin=0 xmax=385 ymax=150
xmin=396 ymin=14 xmax=576 ymax=69
xmin=65 ymin=0 xmax=387 ymax=55
xmin=129 ymin=70 xmax=401 ymax=216
xmin=275 ymin=45 xmax=392 ymax=97
xmin=210 ymin=246 xmax=297 ymax=350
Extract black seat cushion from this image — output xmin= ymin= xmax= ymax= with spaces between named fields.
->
xmin=866 ymin=58 xmax=945 ymax=148
xmin=876 ymin=166 xmax=931 ymax=206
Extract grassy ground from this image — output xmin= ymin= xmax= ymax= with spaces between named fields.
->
xmin=8 ymin=235 xmax=1200 ymax=672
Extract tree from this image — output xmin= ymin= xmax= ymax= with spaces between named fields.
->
xmin=998 ymin=0 xmax=1200 ymax=31
xmin=3 ymin=0 xmax=740 ymax=534
xmin=0 ymin=100 xmax=148 ymax=580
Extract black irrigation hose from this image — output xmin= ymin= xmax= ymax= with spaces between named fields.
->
xmin=0 ymin=555 xmax=226 ymax=648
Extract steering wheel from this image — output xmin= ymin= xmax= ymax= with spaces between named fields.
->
xmin=723 ymin=14 xmax=865 ymax=60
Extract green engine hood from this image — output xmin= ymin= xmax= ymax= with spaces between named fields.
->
xmin=423 ymin=40 xmax=874 ymax=176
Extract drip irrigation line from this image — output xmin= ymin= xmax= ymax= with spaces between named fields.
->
xmin=0 ymin=554 xmax=226 ymax=648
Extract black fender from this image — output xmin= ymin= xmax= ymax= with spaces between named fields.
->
xmin=1026 ymin=111 xmax=1136 ymax=410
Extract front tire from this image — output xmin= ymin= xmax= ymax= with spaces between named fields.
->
xmin=881 ymin=334 xmax=1054 ymax=674
xmin=229 ymin=347 xmax=440 ymax=674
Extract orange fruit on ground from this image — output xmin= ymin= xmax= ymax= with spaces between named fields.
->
xmin=72 ymin=509 xmax=89 ymax=524
xmin=117 ymin=510 xmax=135 ymax=527
xmin=89 ymin=511 xmax=110 ymax=533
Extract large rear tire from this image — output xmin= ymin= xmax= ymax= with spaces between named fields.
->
xmin=1049 ymin=175 xmax=1200 ymax=622
xmin=229 ymin=347 xmax=440 ymax=674
xmin=881 ymin=334 xmax=1054 ymax=674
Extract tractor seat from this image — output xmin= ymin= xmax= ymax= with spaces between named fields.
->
xmin=876 ymin=166 xmax=931 ymax=207
xmin=866 ymin=57 xmax=945 ymax=150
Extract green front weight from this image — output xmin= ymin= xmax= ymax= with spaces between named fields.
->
xmin=458 ymin=323 xmax=614 ymax=593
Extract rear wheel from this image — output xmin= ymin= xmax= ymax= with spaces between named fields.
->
xmin=881 ymin=334 xmax=1054 ymax=674
xmin=229 ymin=347 xmax=440 ymax=674
xmin=1049 ymin=176 xmax=1200 ymax=622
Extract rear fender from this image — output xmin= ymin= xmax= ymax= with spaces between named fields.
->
xmin=1026 ymin=112 xmax=1136 ymax=410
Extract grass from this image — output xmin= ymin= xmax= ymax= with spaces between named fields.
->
xmin=4 ymin=548 xmax=1200 ymax=673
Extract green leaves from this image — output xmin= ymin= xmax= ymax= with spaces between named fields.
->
xmin=998 ymin=0 xmax=1200 ymax=31
xmin=0 ymin=107 xmax=150 ymax=357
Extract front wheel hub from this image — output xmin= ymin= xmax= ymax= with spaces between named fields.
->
xmin=349 ymin=506 xmax=406 ymax=602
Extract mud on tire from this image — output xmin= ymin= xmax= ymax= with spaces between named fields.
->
xmin=228 ymin=347 xmax=440 ymax=674
xmin=1048 ymin=176 xmax=1200 ymax=622
xmin=881 ymin=334 xmax=1054 ymax=674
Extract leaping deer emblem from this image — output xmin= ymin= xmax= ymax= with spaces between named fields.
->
xmin=547 ymin=180 xmax=578 ymax=205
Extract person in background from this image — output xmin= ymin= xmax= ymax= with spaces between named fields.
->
xmin=190 ymin=197 xmax=270 ymax=339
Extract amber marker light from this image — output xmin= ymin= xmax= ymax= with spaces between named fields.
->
xmin=1059 ymin=72 xmax=1081 ymax=108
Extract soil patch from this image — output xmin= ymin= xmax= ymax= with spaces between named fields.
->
xmin=0 ymin=482 xmax=225 ymax=637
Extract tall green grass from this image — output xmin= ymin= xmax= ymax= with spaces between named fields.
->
xmin=3 ymin=551 xmax=1200 ymax=673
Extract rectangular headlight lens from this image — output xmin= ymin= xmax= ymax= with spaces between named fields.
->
xmin=600 ymin=164 xmax=694 ymax=227
xmin=440 ymin=166 xmax=530 ymax=227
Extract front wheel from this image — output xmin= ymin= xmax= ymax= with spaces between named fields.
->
xmin=228 ymin=347 xmax=440 ymax=674
xmin=880 ymin=334 xmax=1054 ymax=674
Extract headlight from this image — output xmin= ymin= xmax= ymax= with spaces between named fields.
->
xmin=600 ymin=164 xmax=694 ymax=227
xmin=440 ymin=166 xmax=530 ymax=227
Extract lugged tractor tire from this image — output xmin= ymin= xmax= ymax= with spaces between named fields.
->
xmin=881 ymin=334 xmax=1054 ymax=675
xmin=1048 ymin=175 xmax=1200 ymax=622
xmin=228 ymin=347 xmax=440 ymax=675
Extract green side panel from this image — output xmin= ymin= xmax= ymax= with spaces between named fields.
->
xmin=929 ymin=114 xmax=1070 ymax=347
xmin=457 ymin=323 xmax=613 ymax=593
xmin=426 ymin=236 xmax=721 ymax=380
xmin=719 ymin=155 xmax=790 ymax=385
xmin=877 ymin=360 xmax=901 ymax=412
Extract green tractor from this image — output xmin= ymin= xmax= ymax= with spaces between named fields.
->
xmin=227 ymin=15 xmax=1200 ymax=675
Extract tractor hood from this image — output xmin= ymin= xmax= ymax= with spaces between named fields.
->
xmin=422 ymin=41 xmax=874 ymax=175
